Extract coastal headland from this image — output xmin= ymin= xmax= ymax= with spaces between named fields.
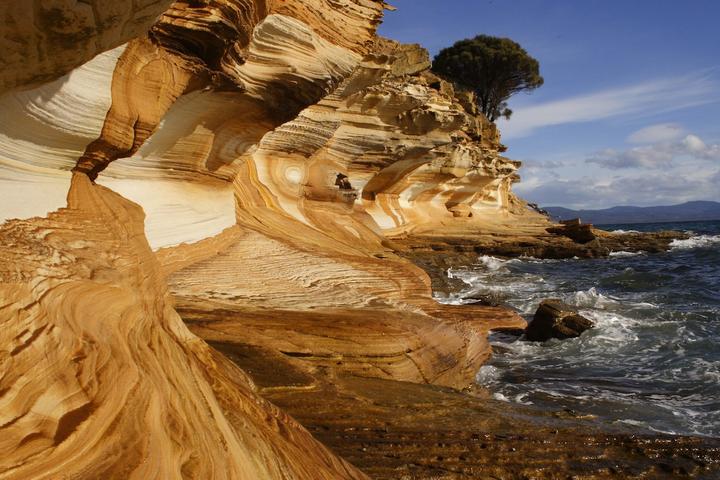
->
xmin=0 ymin=1 xmax=716 ymax=478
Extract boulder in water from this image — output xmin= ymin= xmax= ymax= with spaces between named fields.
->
xmin=525 ymin=299 xmax=594 ymax=341
xmin=546 ymin=219 xmax=597 ymax=244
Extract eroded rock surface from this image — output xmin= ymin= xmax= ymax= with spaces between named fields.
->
xmin=0 ymin=0 xmax=390 ymax=477
xmin=0 ymin=0 xmax=713 ymax=478
xmin=547 ymin=218 xmax=597 ymax=243
xmin=0 ymin=174 xmax=365 ymax=479
xmin=0 ymin=0 xmax=174 ymax=94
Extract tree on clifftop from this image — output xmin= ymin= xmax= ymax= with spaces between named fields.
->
xmin=432 ymin=34 xmax=543 ymax=122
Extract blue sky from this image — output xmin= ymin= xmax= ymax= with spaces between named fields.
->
xmin=379 ymin=0 xmax=720 ymax=208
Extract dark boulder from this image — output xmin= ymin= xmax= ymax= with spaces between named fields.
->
xmin=546 ymin=219 xmax=597 ymax=244
xmin=525 ymin=299 xmax=594 ymax=341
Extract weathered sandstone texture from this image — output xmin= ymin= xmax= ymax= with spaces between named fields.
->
xmin=224 ymin=343 xmax=720 ymax=479
xmin=160 ymin=38 xmax=526 ymax=389
xmin=0 ymin=174 xmax=365 ymax=479
xmin=0 ymin=0 xmax=175 ymax=94
xmin=0 ymin=0 xmax=389 ymax=478
xmin=0 ymin=0 xmax=713 ymax=479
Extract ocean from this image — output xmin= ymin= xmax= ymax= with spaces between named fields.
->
xmin=442 ymin=220 xmax=720 ymax=437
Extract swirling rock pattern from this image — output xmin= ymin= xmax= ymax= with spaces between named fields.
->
xmin=0 ymin=0 xmax=386 ymax=477
xmin=159 ymin=38 xmax=526 ymax=389
xmin=240 ymin=38 xmax=527 ymax=236
xmin=0 ymin=0 xmax=174 ymax=94
xmin=0 ymin=174 xmax=366 ymax=479
xmin=1 ymin=0 xmax=534 ymax=478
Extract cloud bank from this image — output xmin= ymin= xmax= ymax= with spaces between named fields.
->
xmin=499 ymin=71 xmax=719 ymax=139
xmin=586 ymin=133 xmax=720 ymax=169
xmin=626 ymin=123 xmax=686 ymax=144
xmin=516 ymin=168 xmax=720 ymax=209
xmin=516 ymin=127 xmax=720 ymax=208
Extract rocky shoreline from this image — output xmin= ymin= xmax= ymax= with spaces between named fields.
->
xmin=176 ymin=228 xmax=720 ymax=479
xmin=394 ymin=227 xmax=688 ymax=296
xmin=191 ymin=322 xmax=720 ymax=480
xmin=1 ymin=0 xmax=715 ymax=477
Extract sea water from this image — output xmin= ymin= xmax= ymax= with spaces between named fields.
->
xmin=440 ymin=220 xmax=720 ymax=437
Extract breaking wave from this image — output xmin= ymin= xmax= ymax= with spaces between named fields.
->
xmin=670 ymin=234 xmax=720 ymax=250
xmin=609 ymin=250 xmax=643 ymax=257
xmin=443 ymin=220 xmax=720 ymax=437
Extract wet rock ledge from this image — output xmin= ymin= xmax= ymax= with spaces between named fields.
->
xmin=396 ymin=225 xmax=687 ymax=260
xmin=392 ymin=223 xmax=688 ymax=296
xmin=195 ymin=332 xmax=720 ymax=480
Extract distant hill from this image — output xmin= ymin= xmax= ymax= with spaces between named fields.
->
xmin=544 ymin=201 xmax=720 ymax=225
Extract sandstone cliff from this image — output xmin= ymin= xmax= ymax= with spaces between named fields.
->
xmin=0 ymin=173 xmax=366 ymax=479
xmin=0 ymin=0 xmax=175 ymax=94
xmin=0 ymin=1 xmax=539 ymax=478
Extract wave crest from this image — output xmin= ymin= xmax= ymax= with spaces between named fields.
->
xmin=670 ymin=234 xmax=720 ymax=250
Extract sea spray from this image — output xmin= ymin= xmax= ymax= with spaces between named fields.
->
xmin=441 ymin=220 xmax=720 ymax=437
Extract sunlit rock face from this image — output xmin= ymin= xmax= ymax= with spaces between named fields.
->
xmin=0 ymin=0 xmax=388 ymax=478
xmin=0 ymin=174 xmax=366 ymax=480
xmin=0 ymin=0 xmax=385 ymax=249
xmin=0 ymin=0 xmax=531 ymax=478
xmin=164 ymin=38 xmax=525 ymax=389
xmin=0 ymin=0 xmax=174 ymax=94
xmin=239 ymin=38 xmax=523 ymax=238
xmin=0 ymin=45 xmax=125 ymax=223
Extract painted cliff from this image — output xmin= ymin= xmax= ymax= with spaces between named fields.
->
xmin=0 ymin=1 xmax=535 ymax=478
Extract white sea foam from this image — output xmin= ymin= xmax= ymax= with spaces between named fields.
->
xmin=670 ymin=235 xmax=720 ymax=250
xmin=609 ymin=250 xmax=644 ymax=257
xmin=489 ymin=337 xmax=541 ymax=357
xmin=476 ymin=365 xmax=500 ymax=384
xmin=670 ymin=234 xmax=720 ymax=250
xmin=611 ymin=229 xmax=640 ymax=234
xmin=436 ymin=294 xmax=465 ymax=305
xmin=569 ymin=287 xmax=618 ymax=308
xmin=460 ymin=241 xmax=720 ymax=438
xmin=583 ymin=310 xmax=640 ymax=346
xmin=506 ymin=393 xmax=534 ymax=405
xmin=617 ymin=419 xmax=649 ymax=428
xmin=648 ymin=425 xmax=681 ymax=435
xmin=478 ymin=255 xmax=509 ymax=271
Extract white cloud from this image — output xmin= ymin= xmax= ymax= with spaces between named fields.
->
xmin=499 ymin=71 xmax=719 ymax=139
xmin=516 ymin=132 xmax=720 ymax=208
xmin=683 ymin=134 xmax=706 ymax=153
xmin=586 ymin=133 xmax=720 ymax=169
xmin=520 ymin=159 xmax=568 ymax=172
xmin=627 ymin=123 xmax=685 ymax=144
xmin=586 ymin=146 xmax=674 ymax=169
xmin=516 ymin=168 xmax=720 ymax=209
xmin=683 ymin=134 xmax=720 ymax=159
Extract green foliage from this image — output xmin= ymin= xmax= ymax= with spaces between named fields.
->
xmin=432 ymin=34 xmax=543 ymax=122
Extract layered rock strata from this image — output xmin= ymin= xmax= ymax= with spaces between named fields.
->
xmin=159 ymin=38 xmax=526 ymax=388
xmin=0 ymin=174 xmax=365 ymax=479
xmin=224 ymin=344 xmax=720 ymax=480
xmin=0 ymin=0 xmax=391 ymax=477
xmin=243 ymin=37 xmax=524 ymax=236
xmin=0 ymin=0 xmax=175 ymax=94
xmin=0 ymin=0 xmax=705 ymax=479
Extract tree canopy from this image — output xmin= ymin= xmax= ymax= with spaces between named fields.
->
xmin=432 ymin=34 xmax=543 ymax=122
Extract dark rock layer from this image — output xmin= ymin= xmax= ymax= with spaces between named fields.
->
xmin=200 ymin=333 xmax=720 ymax=480
xmin=526 ymin=299 xmax=594 ymax=341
